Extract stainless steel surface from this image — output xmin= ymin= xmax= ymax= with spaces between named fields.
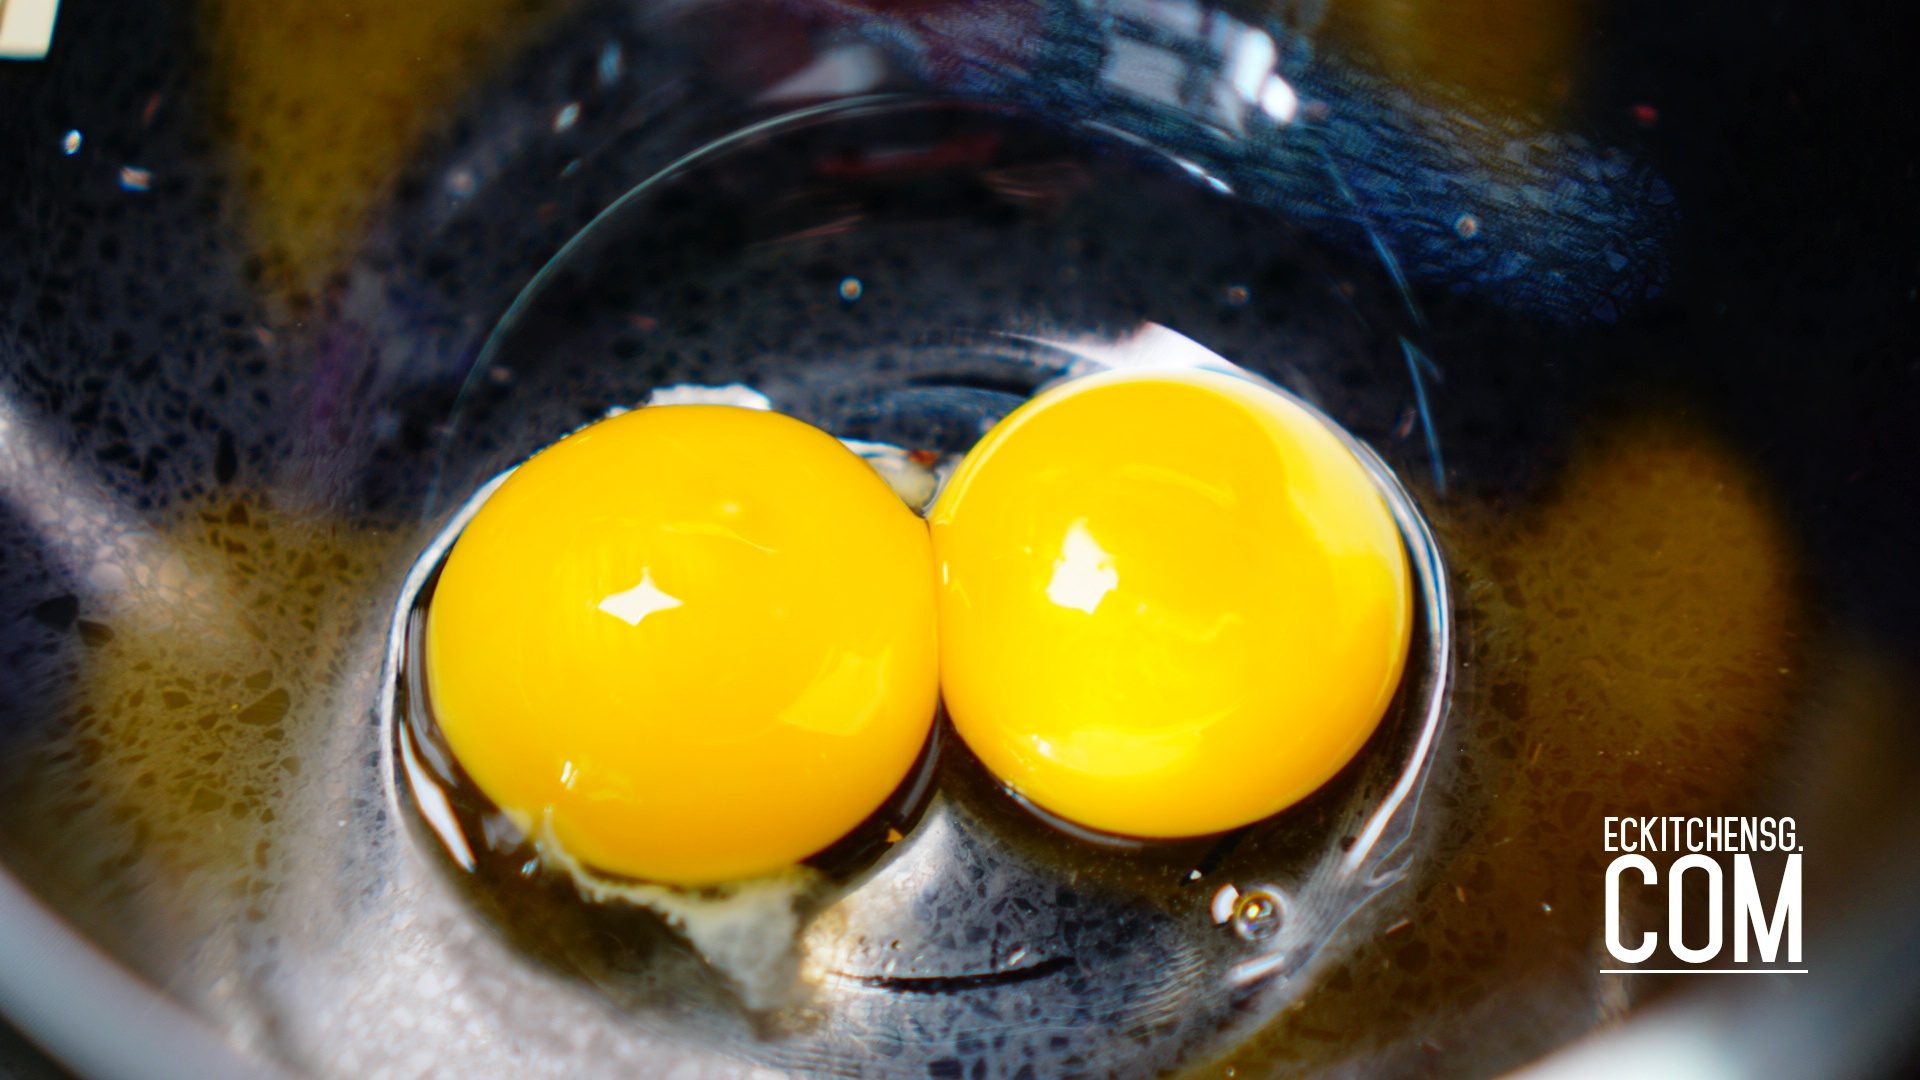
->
xmin=3 ymin=1 xmax=1917 ymax=1076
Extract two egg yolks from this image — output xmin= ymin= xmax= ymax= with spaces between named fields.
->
xmin=425 ymin=373 xmax=1412 ymax=884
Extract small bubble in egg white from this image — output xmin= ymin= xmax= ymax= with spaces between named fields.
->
xmin=1232 ymin=887 xmax=1284 ymax=941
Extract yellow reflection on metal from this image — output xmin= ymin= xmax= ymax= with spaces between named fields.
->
xmin=208 ymin=0 xmax=572 ymax=292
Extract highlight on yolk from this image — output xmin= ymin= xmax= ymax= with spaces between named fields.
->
xmin=425 ymin=405 xmax=938 ymax=886
xmin=930 ymin=368 xmax=1412 ymax=839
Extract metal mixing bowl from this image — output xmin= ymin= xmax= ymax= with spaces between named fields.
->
xmin=3 ymin=1 xmax=1917 ymax=1076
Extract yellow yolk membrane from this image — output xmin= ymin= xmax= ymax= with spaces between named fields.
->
xmin=425 ymin=405 xmax=938 ymax=886
xmin=930 ymin=368 xmax=1412 ymax=839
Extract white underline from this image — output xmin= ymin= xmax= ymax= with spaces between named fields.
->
xmin=1599 ymin=968 xmax=1807 ymax=974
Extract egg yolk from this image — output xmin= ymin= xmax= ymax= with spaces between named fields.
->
xmin=930 ymin=369 xmax=1412 ymax=839
xmin=425 ymin=405 xmax=938 ymax=885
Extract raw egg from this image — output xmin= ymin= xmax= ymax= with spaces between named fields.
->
xmin=930 ymin=369 xmax=1412 ymax=838
xmin=425 ymin=405 xmax=938 ymax=885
